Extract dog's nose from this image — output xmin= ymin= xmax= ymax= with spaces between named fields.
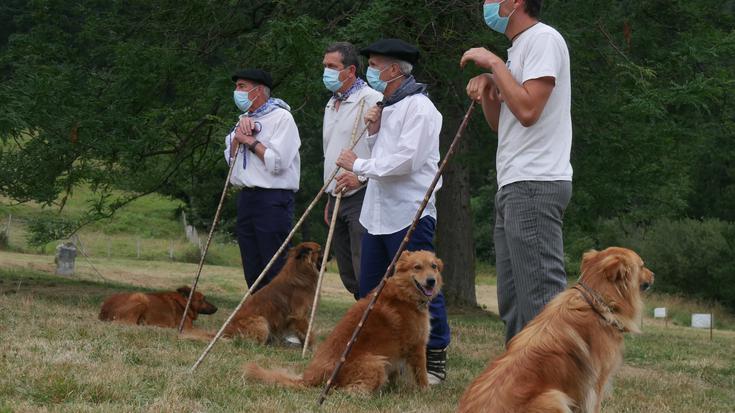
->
xmin=426 ymin=278 xmax=436 ymax=288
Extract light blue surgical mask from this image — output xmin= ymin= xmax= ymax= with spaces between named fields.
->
xmin=484 ymin=0 xmax=516 ymax=34
xmin=366 ymin=65 xmax=402 ymax=93
xmin=323 ymin=68 xmax=345 ymax=92
xmin=233 ymin=87 xmax=257 ymax=112
xmin=366 ymin=66 xmax=387 ymax=92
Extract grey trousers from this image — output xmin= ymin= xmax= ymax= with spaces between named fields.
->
xmin=327 ymin=187 xmax=366 ymax=299
xmin=494 ymin=180 xmax=572 ymax=343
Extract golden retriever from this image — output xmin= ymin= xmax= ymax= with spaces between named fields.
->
xmin=222 ymin=241 xmax=323 ymax=345
xmin=98 ymin=286 xmax=218 ymax=330
xmin=457 ymin=247 xmax=654 ymax=413
xmin=245 ymin=250 xmax=443 ymax=393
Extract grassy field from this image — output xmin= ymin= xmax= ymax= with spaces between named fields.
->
xmin=1 ymin=249 xmax=734 ymax=413
xmin=1 ymin=191 xmax=734 ymax=412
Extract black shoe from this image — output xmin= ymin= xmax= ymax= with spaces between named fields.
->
xmin=426 ymin=347 xmax=447 ymax=384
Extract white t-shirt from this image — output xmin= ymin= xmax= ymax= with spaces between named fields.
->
xmin=496 ymin=22 xmax=573 ymax=188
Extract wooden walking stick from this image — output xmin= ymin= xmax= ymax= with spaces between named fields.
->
xmin=316 ymin=100 xmax=476 ymax=406
xmin=178 ymin=139 xmax=241 ymax=333
xmin=302 ymin=191 xmax=342 ymax=357
xmin=189 ymin=121 xmax=372 ymax=372
xmin=301 ymin=98 xmax=366 ymax=357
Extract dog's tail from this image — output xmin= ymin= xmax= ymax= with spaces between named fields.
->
xmin=526 ymin=389 xmax=575 ymax=413
xmin=244 ymin=363 xmax=304 ymax=388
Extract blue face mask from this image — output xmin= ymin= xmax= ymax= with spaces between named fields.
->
xmin=366 ymin=66 xmax=387 ymax=92
xmin=233 ymin=87 xmax=257 ymax=112
xmin=484 ymin=0 xmax=515 ymax=34
xmin=323 ymin=68 xmax=345 ymax=92
xmin=367 ymin=65 xmax=403 ymax=93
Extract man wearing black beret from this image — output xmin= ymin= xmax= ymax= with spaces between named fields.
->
xmin=224 ymin=68 xmax=301 ymax=294
xmin=336 ymin=38 xmax=451 ymax=385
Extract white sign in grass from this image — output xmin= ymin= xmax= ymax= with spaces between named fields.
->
xmin=691 ymin=313 xmax=712 ymax=329
xmin=654 ymin=308 xmax=667 ymax=318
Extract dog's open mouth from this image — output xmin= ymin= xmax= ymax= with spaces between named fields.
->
xmin=413 ymin=277 xmax=434 ymax=297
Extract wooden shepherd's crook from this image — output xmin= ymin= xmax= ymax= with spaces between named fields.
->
xmin=178 ymin=140 xmax=240 ymax=333
xmin=316 ymin=100 xmax=476 ymax=406
xmin=189 ymin=121 xmax=372 ymax=373
xmin=302 ymin=97 xmax=366 ymax=357
xmin=302 ymin=191 xmax=342 ymax=357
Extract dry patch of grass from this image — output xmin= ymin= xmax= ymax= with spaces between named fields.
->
xmin=0 ymin=252 xmax=733 ymax=412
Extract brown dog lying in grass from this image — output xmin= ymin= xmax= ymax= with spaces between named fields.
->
xmin=245 ymin=250 xmax=443 ymax=393
xmin=221 ymin=241 xmax=323 ymax=345
xmin=457 ymin=247 xmax=654 ymax=413
xmin=98 ymin=286 xmax=218 ymax=330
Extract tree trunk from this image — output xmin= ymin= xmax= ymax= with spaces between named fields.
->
xmin=436 ymin=118 xmax=477 ymax=308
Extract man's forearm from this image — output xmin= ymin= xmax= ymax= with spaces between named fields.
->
xmin=481 ymin=92 xmax=500 ymax=132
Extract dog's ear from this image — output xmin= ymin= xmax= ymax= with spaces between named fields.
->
xmin=600 ymin=253 xmax=631 ymax=284
xmin=297 ymin=245 xmax=313 ymax=260
xmin=581 ymin=249 xmax=599 ymax=272
xmin=434 ymin=257 xmax=444 ymax=272
xmin=395 ymin=251 xmax=413 ymax=273
xmin=177 ymin=286 xmax=192 ymax=297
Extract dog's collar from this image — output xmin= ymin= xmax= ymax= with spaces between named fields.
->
xmin=574 ymin=281 xmax=627 ymax=333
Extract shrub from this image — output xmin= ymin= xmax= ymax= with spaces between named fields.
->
xmin=25 ymin=216 xmax=78 ymax=248
xmin=593 ymin=217 xmax=735 ymax=311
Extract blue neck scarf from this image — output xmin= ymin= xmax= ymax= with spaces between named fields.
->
xmin=334 ymin=78 xmax=367 ymax=102
xmin=381 ymin=75 xmax=428 ymax=107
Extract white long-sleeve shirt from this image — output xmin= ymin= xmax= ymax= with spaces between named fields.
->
xmin=224 ymin=107 xmax=301 ymax=191
xmin=352 ymin=93 xmax=443 ymax=235
xmin=323 ymin=85 xmax=383 ymax=196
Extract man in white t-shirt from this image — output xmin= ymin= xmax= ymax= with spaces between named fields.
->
xmin=461 ymin=0 xmax=573 ymax=343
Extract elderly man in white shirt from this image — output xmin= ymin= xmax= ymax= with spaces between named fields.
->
xmin=225 ymin=68 xmax=300 ymax=292
xmin=321 ymin=42 xmax=383 ymax=300
xmin=336 ymin=38 xmax=450 ymax=385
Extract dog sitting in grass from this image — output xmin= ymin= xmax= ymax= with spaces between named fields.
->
xmin=221 ymin=241 xmax=323 ymax=345
xmin=457 ymin=247 xmax=654 ymax=413
xmin=98 ymin=286 xmax=218 ymax=330
xmin=245 ymin=250 xmax=443 ymax=393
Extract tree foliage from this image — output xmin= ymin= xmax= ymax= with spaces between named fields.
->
xmin=1 ymin=0 xmax=733 ymax=305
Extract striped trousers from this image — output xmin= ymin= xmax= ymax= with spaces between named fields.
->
xmin=494 ymin=180 xmax=572 ymax=343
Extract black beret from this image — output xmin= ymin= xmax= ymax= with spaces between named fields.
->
xmin=231 ymin=68 xmax=273 ymax=89
xmin=360 ymin=38 xmax=420 ymax=65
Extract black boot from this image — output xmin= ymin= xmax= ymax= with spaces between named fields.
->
xmin=426 ymin=347 xmax=447 ymax=384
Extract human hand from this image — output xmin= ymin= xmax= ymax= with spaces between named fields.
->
xmin=335 ymin=172 xmax=360 ymax=193
xmin=237 ymin=117 xmax=256 ymax=136
xmin=460 ymin=47 xmax=504 ymax=70
xmin=336 ymin=149 xmax=358 ymax=172
xmin=466 ymin=74 xmax=501 ymax=102
xmin=234 ymin=127 xmax=256 ymax=146
xmin=364 ymin=105 xmax=382 ymax=135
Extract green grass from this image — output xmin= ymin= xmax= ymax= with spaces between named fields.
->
xmin=0 ymin=253 xmax=734 ymax=412
xmin=1 ymin=187 xmax=734 ymax=411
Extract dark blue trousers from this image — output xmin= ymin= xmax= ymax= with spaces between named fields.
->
xmin=359 ymin=216 xmax=451 ymax=349
xmin=236 ymin=188 xmax=294 ymax=291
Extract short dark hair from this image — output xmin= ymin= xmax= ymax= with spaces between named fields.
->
xmin=524 ymin=0 xmax=542 ymax=18
xmin=325 ymin=42 xmax=361 ymax=72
